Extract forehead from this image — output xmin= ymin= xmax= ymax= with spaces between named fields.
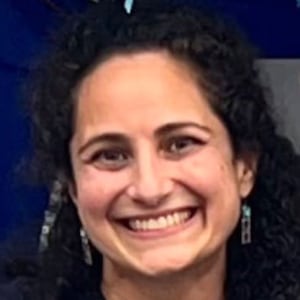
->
xmin=74 ymin=51 xmax=219 ymax=135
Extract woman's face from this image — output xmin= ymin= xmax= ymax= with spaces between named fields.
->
xmin=70 ymin=51 xmax=255 ymax=276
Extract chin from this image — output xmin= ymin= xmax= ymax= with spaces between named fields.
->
xmin=133 ymin=252 xmax=199 ymax=277
xmin=133 ymin=265 xmax=186 ymax=278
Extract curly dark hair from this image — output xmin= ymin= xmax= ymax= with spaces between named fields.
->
xmin=20 ymin=1 xmax=300 ymax=299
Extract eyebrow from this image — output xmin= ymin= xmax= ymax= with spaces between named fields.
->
xmin=78 ymin=122 xmax=211 ymax=155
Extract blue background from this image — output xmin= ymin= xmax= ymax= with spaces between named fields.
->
xmin=1 ymin=0 xmax=300 ymax=240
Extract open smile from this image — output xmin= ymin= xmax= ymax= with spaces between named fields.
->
xmin=116 ymin=207 xmax=200 ymax=237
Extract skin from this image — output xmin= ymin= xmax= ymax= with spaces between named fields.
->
xmin=69 ymin=51 xmax=256 ymax=300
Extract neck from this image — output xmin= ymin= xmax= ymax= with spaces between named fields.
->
xmin=101 ymin=248 xmax=226 ymax=300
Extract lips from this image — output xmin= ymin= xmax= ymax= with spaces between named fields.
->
xmin=118 ymin=207 xmax=198 ymax=232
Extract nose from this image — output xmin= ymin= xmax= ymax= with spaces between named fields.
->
xmin=126 ymin=151 xmax=173 ymax=206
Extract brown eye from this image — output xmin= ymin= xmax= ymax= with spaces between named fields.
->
xmin=165 ymin=136 xmax=201 ymax=155
xmin=88 ymin=148 xmax=129 ymax=170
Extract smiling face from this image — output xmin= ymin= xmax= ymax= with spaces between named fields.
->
xmin=70 ymin=51 xmax=256 ymax=277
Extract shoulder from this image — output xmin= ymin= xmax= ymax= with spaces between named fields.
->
xmin=0 ymin=222 xmax=41 ymax=300
xmin=0 ymin=279 xmax=25 ymax=300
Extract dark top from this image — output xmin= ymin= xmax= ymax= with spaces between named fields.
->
xmin=0 ymin=279 xmax=24 ymax=300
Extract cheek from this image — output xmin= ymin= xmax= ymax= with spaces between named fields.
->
xmin=178 ymin=149 xmax=241 ymax=221
xmin=180 ymin=151 xmax=238 ymax=196
xmin=74 ymin=167 xmax=129 ymax=216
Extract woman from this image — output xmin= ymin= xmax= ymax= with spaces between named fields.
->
xmin=5 ymin=1 xmax=300 ymax=299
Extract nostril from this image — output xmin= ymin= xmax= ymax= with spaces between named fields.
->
xmin=126 ymin=178 xmax=174 ymax=204
xmin=131 ymin=194 xmax=168 ymax=207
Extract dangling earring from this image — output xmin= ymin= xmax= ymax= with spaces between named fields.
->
xmin=241 ymin=203 xmax=251 ymax=245
xmin=124 ymin=0 xmax=134 ymax=14
xmin=80 ymin=228 xmax=93 ymax=266
xmin=39 ymin=180 xmax=64 ymax=252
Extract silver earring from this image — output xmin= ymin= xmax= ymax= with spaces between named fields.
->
xmin=39 ymin=180 xmax=64 ymax=252
xmin=241 ymin=204 xmax=251 ymax=245
xmin=80 ymin=228 xmax=93 ymax=266
xmin=124 ymin=0 xmax=134 ymax=14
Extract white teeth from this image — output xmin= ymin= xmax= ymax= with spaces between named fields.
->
xmin=158 ymin=216 xmax=167 ymax=228
xmin=128 ymin=209 xmax=192 ymax=231
xmin=166 ymin=214 xmax=174 ymax=226
xmin=148 ymin=219 xmax=156 ymax=230
xmin=173 ymin=212 xmax=180 ymax=225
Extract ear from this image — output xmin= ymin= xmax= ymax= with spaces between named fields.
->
xmin=68 ymin=181 xmax=78 ymax=206
xmin=235 ymin=152 xmax=258 ymax=199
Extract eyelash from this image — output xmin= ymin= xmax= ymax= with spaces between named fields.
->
xmin=164 ymin=136 xmax=203 ymax=156
xmin=87 ymin=135 xmax=203 ymax=169
xmin=88 ymin=148 xmax=130 ymax=170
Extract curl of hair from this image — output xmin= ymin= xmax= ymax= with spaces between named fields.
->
xmin=22 ymin=2 xmax=300 ymax=300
